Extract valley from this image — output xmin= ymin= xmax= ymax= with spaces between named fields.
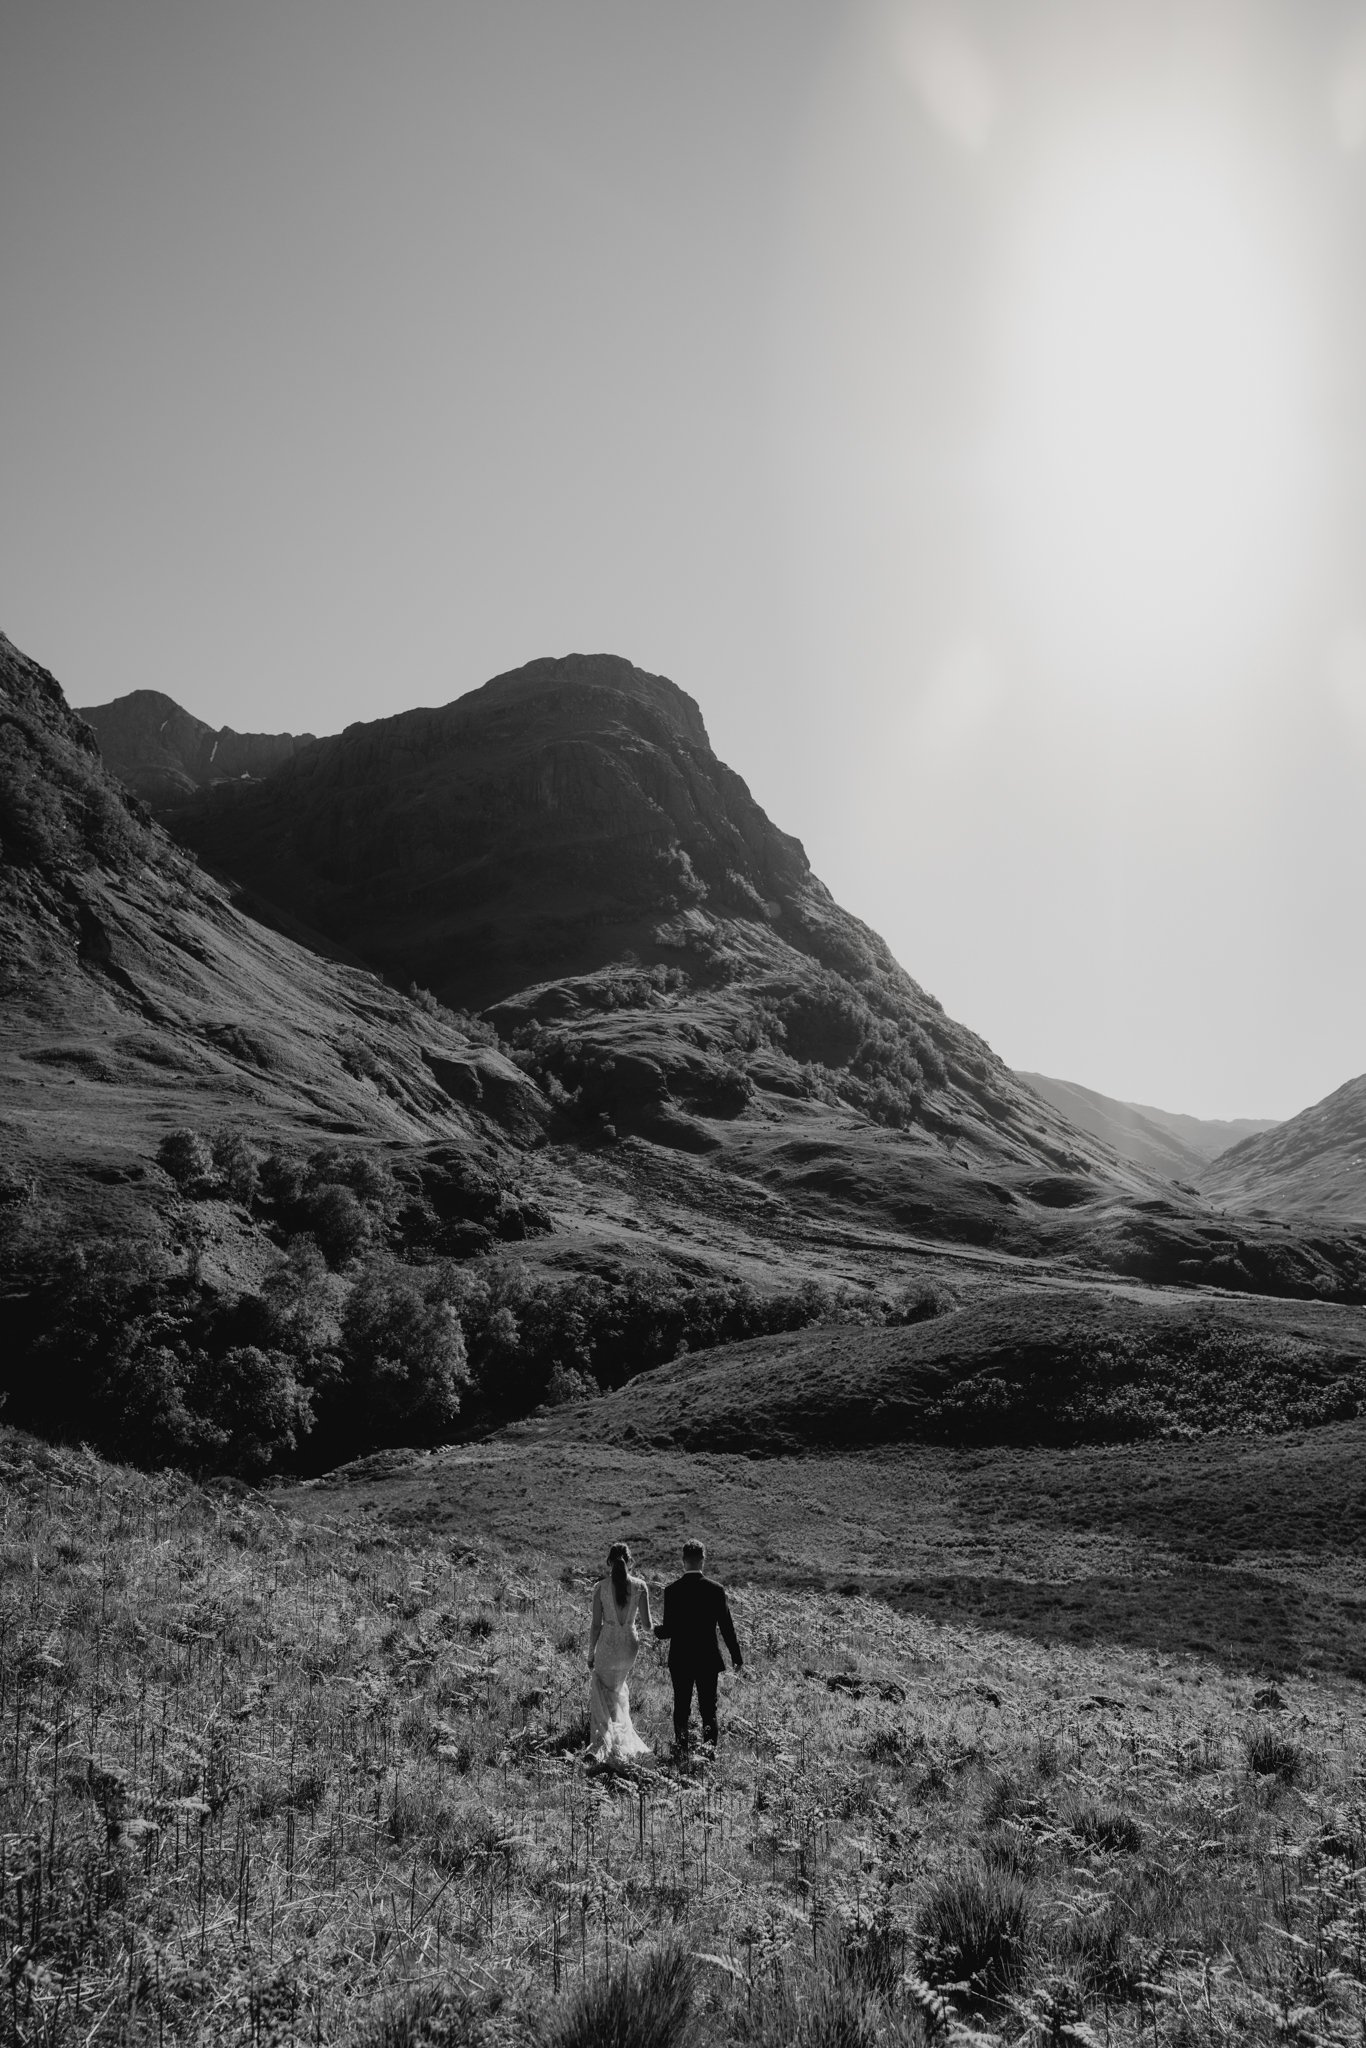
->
xmin=9 ymin=626 xmax=1366 ymax=2045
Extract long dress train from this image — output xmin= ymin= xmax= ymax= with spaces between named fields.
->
xmin=587 ymin=1575 xmax=653 ymax=1763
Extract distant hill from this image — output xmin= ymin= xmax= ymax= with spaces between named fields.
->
xmin=1019 ymin=1072 xmax=1278 ymax=1182
xmin=79 ymin=688 xmax=314 ymax=806
xmin=1202 ymin=1073 xmax=1366 ymax=1225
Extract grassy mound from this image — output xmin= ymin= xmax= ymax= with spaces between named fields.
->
xmin=541 ymin=1281 xmax=1366 ymax=1453
xmin=5 ymin=1425 xmax=1366 ymax=2045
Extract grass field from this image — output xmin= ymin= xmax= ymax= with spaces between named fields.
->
xmin=8 ymin=1424 xmax=1366 ymax=2046
xmin=290 ymin=1416 xmax=1366 ymax=1679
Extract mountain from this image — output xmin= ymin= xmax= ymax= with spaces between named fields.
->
xmin=19 ymin=633 xmax=1366 ymax=1316
xmin=98 ymin=654 xmax=1159 ymax=1205
xmin=1019 ymin=1072 xmax=1277 ymax=1182
xmin=1201 ymin=1073 xmax=1366 ymax=1225
xmin=78 ymin=688 xmax=314 ymax=806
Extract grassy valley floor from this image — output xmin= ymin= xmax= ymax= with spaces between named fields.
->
xmin=289 ymin=1421 xmax=1366 ymax=1682
xmin=8 ymin=1425 xmax=1366 ymax=2047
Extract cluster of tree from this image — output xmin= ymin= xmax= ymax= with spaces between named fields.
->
xmin=154 ymin=1128 xmax=549 ymax=1263
xmin=0 ymin=1232 xmax=469 ymax=1479
xmin=0 ymin=1175 xmax=949 ymax=1478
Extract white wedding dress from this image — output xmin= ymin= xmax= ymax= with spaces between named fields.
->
xmin=587 ymin=1575 xmax=653 ymax=1764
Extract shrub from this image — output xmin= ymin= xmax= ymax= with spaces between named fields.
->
xmin=916 ymin=1863 xmax=1033 ymax=2004
xmin=259 ymin=1150 xmax=308 ymax=1209
xmin=357 ymin=1986 xmax=484 ymax=2047
xmin=1069 ymin=1802 xmax=1144 ymax=1853
xmin=739 ymin=1970 xmax=917 ymax=2047
xmin=209 ymin=1128 xmax=260 ymax=1206
xmin=537 ymin=1943 xmax=698 ymax=2048
xmin=1246 ymin=1728 xmax=1304 ymax=1783
xmin=157 ymin=1128 xmax=214 ymax=1189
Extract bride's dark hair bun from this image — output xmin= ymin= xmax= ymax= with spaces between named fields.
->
xmin=607 ymin=1541 xmax=631 ymax=1605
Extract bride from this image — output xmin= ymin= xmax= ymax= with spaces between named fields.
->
xmin=586 ymin=1542 xmax=654 ymax=1764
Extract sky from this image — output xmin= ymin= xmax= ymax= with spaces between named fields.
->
xmin=5 ymin=0 xmax=1366 ymax=1122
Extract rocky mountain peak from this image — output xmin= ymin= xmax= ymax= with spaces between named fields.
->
xmin=461 ymin=653 xmax=711 ymax=750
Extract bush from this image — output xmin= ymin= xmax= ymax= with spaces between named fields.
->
xmin=210 ymin=1128 xmax=260 ymax=1206
xmin=916 ymin=1863 xmax=1033 ymax=2005
xmin=1069 ymin=1802 xmax=1144 ymax=1853
xmin=157 ymin=1129 xmax=214 ymax=1189
xmin=1246 ymin=1729 xmax=1304 ymax=1783
xmin=537 ymin=1943 xmax=698 ymax=2048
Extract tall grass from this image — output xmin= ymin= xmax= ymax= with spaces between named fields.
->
xmin=3 ymin=1423 xmax=1366 ymax=2044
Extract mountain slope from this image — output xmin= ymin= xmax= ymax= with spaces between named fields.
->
xmin=1202 ymin=1073 xmax=1366 ymax=1224
xmin=1019 ymin=1072 xmax=1277 ymax=1181
xmin=0 ymin=631 xmax=546 ymax=1253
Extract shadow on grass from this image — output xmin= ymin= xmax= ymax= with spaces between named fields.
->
xmin=889 ymin=1568 xmax=1366 ymax=1679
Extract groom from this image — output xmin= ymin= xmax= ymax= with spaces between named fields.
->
xmin=654 ymin=1537 xmax=743 ymax=1749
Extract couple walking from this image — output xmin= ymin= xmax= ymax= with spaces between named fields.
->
xmin=586 ymin=1538 xmax=743 ymax=1765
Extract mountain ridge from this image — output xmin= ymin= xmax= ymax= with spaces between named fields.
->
xmin=80 ymin=687 xmax=315 ymax=806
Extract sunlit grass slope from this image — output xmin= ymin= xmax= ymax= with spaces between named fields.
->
xmin=5 ymin=1424 xmax=1366 ymax=2046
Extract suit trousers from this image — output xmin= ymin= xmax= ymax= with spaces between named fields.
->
xmin=671 ymin=1664 xmax=719 ymax=1743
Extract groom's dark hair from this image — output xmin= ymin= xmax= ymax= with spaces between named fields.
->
xmin=682 ymin=1539 xmax=706 ymax=1566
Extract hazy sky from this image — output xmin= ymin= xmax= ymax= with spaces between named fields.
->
xmin=6 ymin=0 xmax=1366 ymax=1121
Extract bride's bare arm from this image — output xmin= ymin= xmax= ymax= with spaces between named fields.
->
xmin=638 ymin=1580 xmax=655 ymax=1633
xmin=588 ymin=1583 xmax=603 ymax=1668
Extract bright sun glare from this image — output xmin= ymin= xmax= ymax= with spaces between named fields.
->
xmin=993 ymin=124 xmax=1315 ymax=692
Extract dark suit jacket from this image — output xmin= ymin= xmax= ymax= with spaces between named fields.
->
xmin=655 ymin=1571 xmax=742 ymax=1675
